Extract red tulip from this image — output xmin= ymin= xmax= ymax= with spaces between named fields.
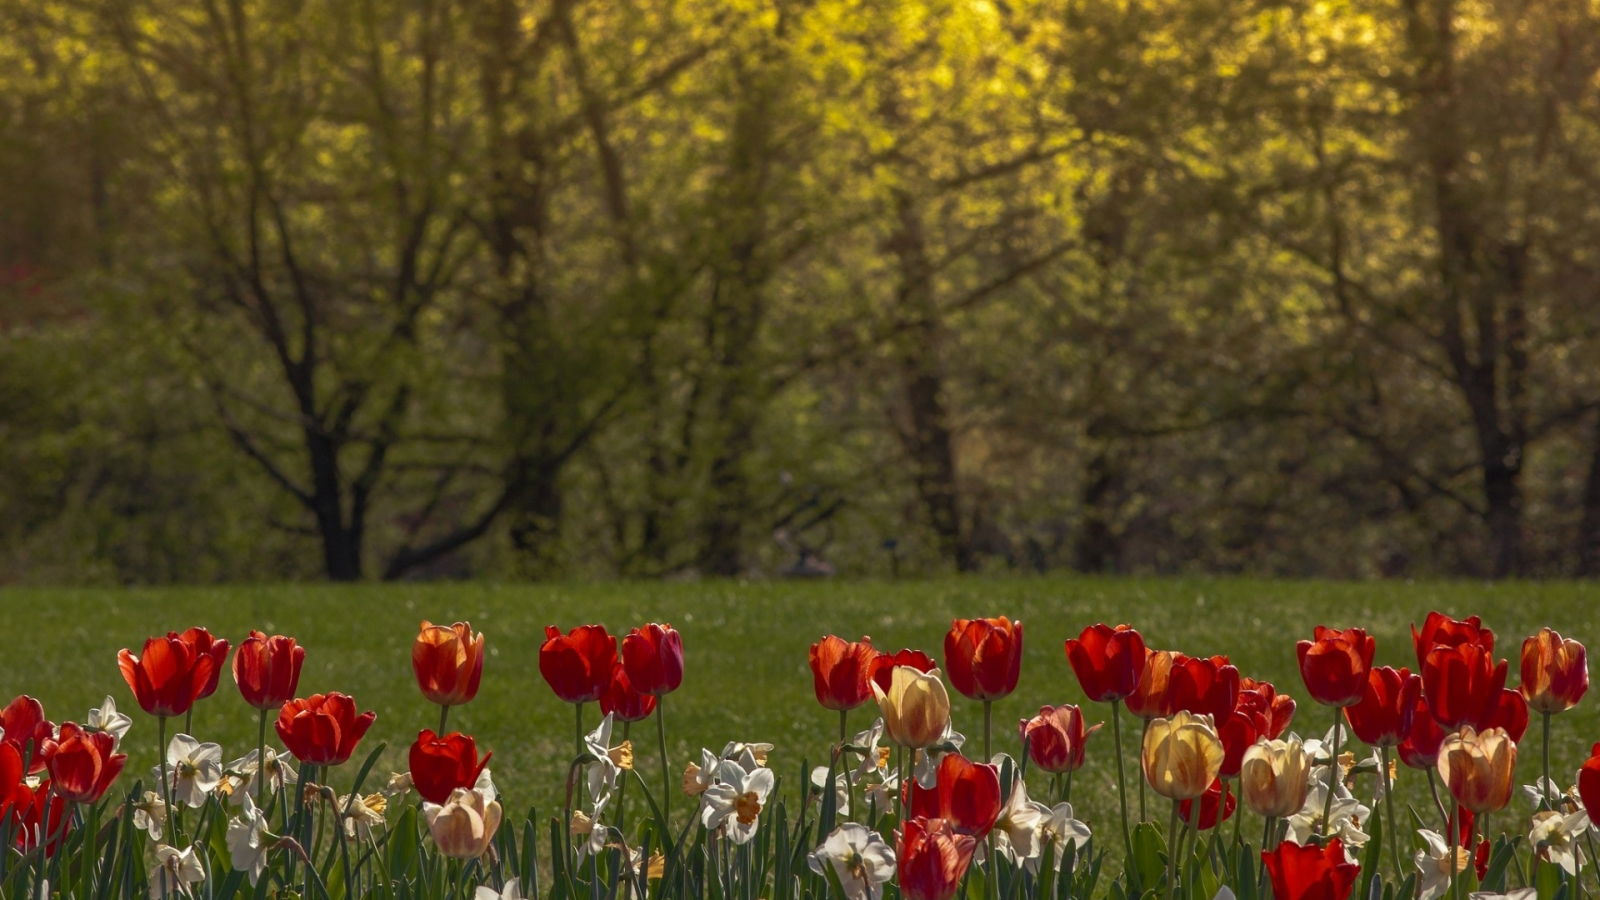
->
xmin=1413 ymin=612 xmax=1494 ymax=668
xmin=1262 ymin=838 xmax=1360 ymax=900
xmin=621 ymin=623 xmax=683 ymax=697
xmin=0 ymin=697 xmax=55 ymax=774
xmin=1218 ymin=708 xmax=1263 ymax=778
xmin=1178 ymin=778 xmax=1235 ymax=830
xmin=118 ymin=633 xmax=217 ymax=718
xmin=42 ymin=723 xmax=125 ymax=804
xmin=1126 ymin=649 xmax=1175 ymax=720
xmin=408 ymin=729 xmax=491 ymax=805
xmin=1398 ymin=695 xmax=1447 ymax=770
xmin=1064 ymin=624 xmax=1146 ymax=702
xmin=1521 ymin=628 xmax=1588 ymax=715
xmin=1483 ymin=689 xmax=1528 ymax=743
xmin=1020 ymin=705 xmax=1102 ymax=774
xmin=1239 ymin=678 xmax=1296 ymax=739
xmin=905 ymin=753 xmax=1002 ymax=838
xmin=233 ymin=631 xmax=305 ymax=712
xmin=1166 ymin=654 xmax=1240 ymax=720
xmin=1475 ymin=837 xmax=1490 ymax=880
xmin=1578 ymin=742 xmax=1600 ymax=818
xmin=871 ymin=649 xmax=937 ymax=694
xmin=599 ymin=664 xmax=658 ymax=723
xmin=898 ymin=817 xmax=978 ymax=900
xmin=540 ymin=625 xmax=617 ymax=705
xmin=1343 ymin=667 xmax=1420 ymax=748
xmin=276 ymin=693 xmax=376 ymax=766
xmin=944 ymin=618 xmax=1023 ymax=702
xmin=10 ymin=780 xmax=70 ymax=856
xmin=809 ymin=636 xmax=880 ymax=711
xmin=414 ymin=621 xmax=486 ymax=707
xmin=1421 ymin=642 xmax=1508 ymax=731
xmin=0 ymin=745 xmax=23 ymax=816
xmin=177 ymin=627 xmax=231 ymax=701
xmin=1296 ymin=626 xmax=1375 ymax=708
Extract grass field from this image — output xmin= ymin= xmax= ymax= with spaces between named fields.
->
xmin=1 ymin=576 xmax=1596 ymax=848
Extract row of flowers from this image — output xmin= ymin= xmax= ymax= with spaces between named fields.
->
xmin=0 ymin=612 xmax=1588 ymax=900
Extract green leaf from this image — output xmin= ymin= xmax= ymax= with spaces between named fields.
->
xmin=1361 ymin=798 xmax=1384 ymax=900
xmin=1536 ymin=857 xmax=1563 ymax=900
xmin=1130 ymin=821 xmax=1167 ymax=894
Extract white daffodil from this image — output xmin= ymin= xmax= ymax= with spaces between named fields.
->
xmin=702 ymin=760 xmax=776 ymax=844
xmin=1529 ymin=809 xmax=1590 ymax=875
xmin=584 ymin=714 xmax=628 ymax=803
xmin=1288 ymin=781 xmax=1370 ymax=858
xmin=1521 ymin=777 xmax=1567 ymax=810
xmin=852 ymin=720 xmax=889 ymax=783
xmin=807 ymin=823 xmax=896 ymax=900
xmin=913 ymin=724 xmax=966 ymax=789
xmin=223 ymin=748 xmax=297 ymax=806
xmin=149 ymin=844 xmax=205 ymax=899
xmin=383 ymin=772 xmax=414 ymax=799
xmin=340 ymin=793 xmax=387 ymax=840
xmin=720 ymin=742 xmax=773 ymax=767
xmin=811 ymin=766 xmax=851 ymax=815
xmin=226 ymin=796 xmax=272 ymax=887
xmin=685 ymin=749 xmax=720 ymax=797
xmin=1414 ymin=829 xmax=1470 ymax=900
xmin=156 ymin=735 xmax=222 ymax=809
xmin=992 ymin=780 xmax=1046 ymax=862
xmin=87 ymin=697 xmax=132 ymax=750
xmin=474 ymin=879 xmax=524 ymax=900
xmin=573 ymin=794 xmax=611 ymax=860
xmin=1469 ymin=891 xmax=1538 ymax=900
xmin=1033 ymin=802 xmax=1093 ymax=872
xmin=475 ymin=767 xmax=498 ymax=806
xmin=862 ymin=768 xmax=899 ymax=812
xmin=133 ymin=791 xmax=168 ymax=842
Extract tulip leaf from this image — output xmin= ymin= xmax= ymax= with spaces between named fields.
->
xmin=1360 ymin=800 xmax=1384 ymax=900
xmin=1130 ymin=822 xmax=1166 ymax=894
xmin=1480 ymin=835 xmax=1517 ymax=892
xmin=387 ymin=806 xmax=420 ymax=881
xmin=1395 ymin=872 xmax=1417 ymax=900
xmin=1234 ymin=841 xmax=1257 ymax=900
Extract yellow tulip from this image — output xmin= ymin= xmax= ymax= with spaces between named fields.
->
xmin=1141 ymin=710 xmax=1224 ymax=801
xmin=1437 ymin=726 xmax=1516 ymax=814
xmin=1238 ymin=737 xmax=1310 ymax=817
xmin=872 ymin=665 xmax=952 ymax=750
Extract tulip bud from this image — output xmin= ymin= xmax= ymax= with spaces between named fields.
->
xmin=1020 ymin=705 xmax=1101 ymax=775
xmin=408 ymin=729 xmax=491 ymax=805
xmin=904 ymin=753 xmax=1001 ymax=838
xmin=1064 ymin=624 xmax=1146 ymax=703
xmin=1412 ymin=612 xmax=1494 ymax=668
xmin=1142 ymin=710 xmax=1224 ymax=801
xmin=276 ymin=693 xmax=376 ymax=766
xmin=119 ymin=634 xmax=217 ymax=718
xmin=944 ymin=618 xmax=1023 ymax=702
xmin=43 ymin=723 xmax=126 ymax=804
xmin=622 ymin=623 xmax=684 ymax=697
xmin=897 ymin=817 xmax=977 ymax=900
xmin=600 ymin=665 xmax=658 ymax=723
xmin=1343 ymin=667 xmax=1421 ymax=748
xmin=177 ymin=627 xmax=231 ymax=702
xmin=414 ymin=621 xmax=486 ymax=708
xmin=1125 ymin=650 xmax=1175 ymax=720
xmin=1398 ymin=694 xmax=1448 ymax=770
xmin=1262 ymin=838 xmax=1359 ymax=900
xmin=1296 ymin=626 xmax=1375 ymax=708
xmin=234 ymin=631 xmax=306 ymax=712
xmin=1521 ymin=628 xmax=1588 ymax=715
xmin=1239 ymin=737 xmax=1310 ymax=817
xmin=424 ymin=787 xmax=503 ymax=859
xmin=873 ymin=666 xmax=952 ymax=750
xmin=1438 ymin=726 xmax=1516 ymax=814
xmin=1422 ymin=642 xmax=1509 ymax=732
xmin=1577 ymin=743 xmax=1600 ymax=820
xmin=810 ymin=636 xmax=881 ymax=712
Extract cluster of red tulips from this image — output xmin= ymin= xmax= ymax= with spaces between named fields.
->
xmin=805 ymin=613 xmax=1593 ymax=900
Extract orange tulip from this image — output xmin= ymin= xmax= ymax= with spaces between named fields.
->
xmin=1520 ymin=628 xmax=1588 ymax=715
xmin=1125 ymin=650 xmax=1176 ymax=720
xmin=1437 ymin=726 xmax=1516 ymax=814
xmin=413 ymin=621 xmax=486 ymax=708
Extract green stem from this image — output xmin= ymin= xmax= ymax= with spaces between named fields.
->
xmin=619 ymin=721 xmax=631 ymax=838
xmin=984 ymin=699 xmax=995 ymax=900
xmin=440 ymin=703 xmax=451 ymax=736
xmin=1166 ymin=800 xmax=1180 ymax=900
xmin=1065 ymin=765 xmax=1074 ymax=805
xmin=157 ymin=715 xmax=173 ymax=843
xmin=1448 ymin=798 xmax=1460 ymax=900
xmin=656 ymin=699 xmax=671 ymax=829
xmin=1139 ymin=716 xmax=1149 ymax=822
xmin=255 ymin=707 xmax=269 ymax=809
xmin=1428 ymin=768 xmax=1451 ymax=831
xmin=575 ymin=702 xmax=585 ymax=757
xmin=1382 ymin=745 xmax=1402 ymax=880
xmin=1542 ymin=711 xmax=1553 ymax=811
xmin=1111 ymin=699 xmax=1135 ymax=863
xmin=1319 ymin=705 xmax=1341 ymax=837
xmin=1228 ymin=780 xmax=1240 ymax=848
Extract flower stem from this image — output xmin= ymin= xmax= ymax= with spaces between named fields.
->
xmin=256 ymin=707 xmax=269 ymax=809
xmin=1111 ymin=699 xmax=1134 ymax=863
xmin=1382 ymin=745 xmax=1401 ymax=879
xmin=1447 ymin=798 xmax=1459 ymax=900
xmin=619 ymin=720 xmax=631 ymax=838
xmin=575 ymin=701 xmax=585 ymax=757
xmin=1139 ymin=717 xmax=1149 ymax=822
xmin=1427 ymin=768 xmax=1450 ymax=831
xmin=157 ymin=715 xmax=173 ymax=843
xmin=1166 ymin=799 xmax=1180 ymax=900
xmin=440 ymin=703 xmax=450 ymax=736
xmin=1319 ymin=705 xmax=1341 ymax=837
xmin=656 ymin=698 xmax=671 ymax=828
xmin=984 ymin=699 xmax=995 ymax=900
xmin=1542 ymin=711 xmax=1553 ymax=811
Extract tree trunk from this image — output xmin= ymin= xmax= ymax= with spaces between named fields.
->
xmin=1577 ymin=413 xmax=1600 ymax=576
xmin=1075 ymin=440 xmax=1123 ymax=573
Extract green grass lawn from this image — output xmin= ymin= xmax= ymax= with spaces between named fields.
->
xmin=1 ymin=576 xmax=1596 ymax=849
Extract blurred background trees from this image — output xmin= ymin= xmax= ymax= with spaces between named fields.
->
xmin=3 ymin=0 xmax=1598 ymax=583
